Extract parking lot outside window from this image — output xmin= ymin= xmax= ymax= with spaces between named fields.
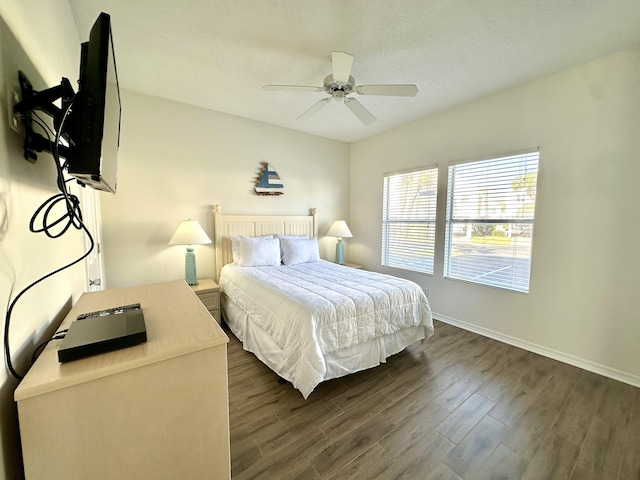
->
xmin=444 ymin=151 xmax=539 ymax=292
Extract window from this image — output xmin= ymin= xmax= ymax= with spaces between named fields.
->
xmin=444 ymin=151 xmax=539 ymax=292
xmin=382 ymin=167 xmax=438 ymax=274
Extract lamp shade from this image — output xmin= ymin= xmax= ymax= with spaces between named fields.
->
xmin=169 ymin=219 xmax=212 ymax=246
xmin=327 ymin=220 xmax=352 ymax=265
xmin=326 ymin=220 xmax=353 ymax=239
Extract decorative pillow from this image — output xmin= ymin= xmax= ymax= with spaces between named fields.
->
xmin=280 ymin=238 xmax=320 ymax=266
xmin=230 ymin=235 xmax=272 ymax=263
xmin=236 ymin=235 xmax=281 ymax=267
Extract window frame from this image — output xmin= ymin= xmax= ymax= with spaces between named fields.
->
xmin=381 ymin=165 xmax=439 ymax=275
xmin=443 ymin=150 xmax=540 ymax=293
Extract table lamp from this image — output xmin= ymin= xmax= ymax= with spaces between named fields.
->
xmin=326 ymin=220 xmax=353 ymax=265
xmin=169 ymin=219 xmax=211 ymax=285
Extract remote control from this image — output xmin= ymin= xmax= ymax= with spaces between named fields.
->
xmin=77 ymin=303 xmax=141 ymax=320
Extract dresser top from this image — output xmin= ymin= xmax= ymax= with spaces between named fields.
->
xmin=15 ymin=280 xmax=228 ymax=401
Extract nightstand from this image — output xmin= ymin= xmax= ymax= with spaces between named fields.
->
xmin=190 ymin=279 xmax=220 ymax=324
xmin=343 ymin=262 xmax=363 ymax=269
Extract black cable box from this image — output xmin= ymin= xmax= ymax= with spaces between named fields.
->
xmin=58 ymin=309 xmax=147 ymax=363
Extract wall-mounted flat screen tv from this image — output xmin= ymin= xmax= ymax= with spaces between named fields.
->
xmin=66 ymin=12 xmax=121 ymax=194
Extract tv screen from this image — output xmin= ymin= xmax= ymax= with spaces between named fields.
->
xmin=66 ymin=12 xmax=121 ymax=194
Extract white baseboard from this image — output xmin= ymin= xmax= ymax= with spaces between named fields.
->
xmin=433 ymin=312 xmax=640 ymax=389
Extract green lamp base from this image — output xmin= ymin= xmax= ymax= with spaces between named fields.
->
xmin=185 ymin=246 xmax=198 ymax=285
xmin=334 ymin=238 xmax=345 ymax=265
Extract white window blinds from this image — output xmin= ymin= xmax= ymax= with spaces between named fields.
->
xmin=382 ymin=167 xmax=438 ymax=274
xmin=444 ymin=151 xmax=539 ymax=292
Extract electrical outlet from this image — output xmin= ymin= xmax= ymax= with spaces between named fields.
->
xmin=7 ymin=86 xmax=22 ymax=133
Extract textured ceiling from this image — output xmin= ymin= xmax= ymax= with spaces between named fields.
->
xmin=67 ymin=0 xmax=640 ymax=143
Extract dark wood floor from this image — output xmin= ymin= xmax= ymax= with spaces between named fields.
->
xmin=226 ymin=320 xmax=640 ymax=480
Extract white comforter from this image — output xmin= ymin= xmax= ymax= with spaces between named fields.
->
xmin=219 ymin=260 xmax=433 ymax=397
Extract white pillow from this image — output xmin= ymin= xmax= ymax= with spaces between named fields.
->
xmin=236 ymin=236 xmax=281 ymax=267
xmin=230 ymin=235 xmax=272 ymax=263
xmin=275 ymin=234 xmax=308 ymax=240
xmin=280 ymin=238 xmax=320 ymax=266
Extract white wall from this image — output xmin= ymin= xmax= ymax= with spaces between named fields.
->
xmin=0 ymin=2 xmax=85 ymax=479
xmin=99 ymin=90 xmax=350 ymax=288
xmin=350 ymin=46 xmax=640 ymax=386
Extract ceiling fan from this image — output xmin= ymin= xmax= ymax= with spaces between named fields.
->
xmin=263 ymin=52 xmax=418 ymax=125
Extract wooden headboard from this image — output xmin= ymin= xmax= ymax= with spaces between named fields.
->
xmin=212 ymin=204 xmax=318 ymax=281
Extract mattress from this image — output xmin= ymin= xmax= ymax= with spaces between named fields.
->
xmin=219 ymin=260 xmax=433 ymax=398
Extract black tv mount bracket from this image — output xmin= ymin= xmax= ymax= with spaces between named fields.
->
xmin=13 ymin=70 xmax=74 ymax=163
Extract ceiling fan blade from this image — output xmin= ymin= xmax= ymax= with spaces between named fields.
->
xmin=296 ymin=98 xmax=331 ymax=121
xmin=264 ymin=85 xmax=323 ymax=92
xmin=344 ymin=98 xmax=376 ymax=125
xmin=332 ymin=52 xmax=354 ymax=84
xmin=356 ymin=84 xmax=419 ymax=97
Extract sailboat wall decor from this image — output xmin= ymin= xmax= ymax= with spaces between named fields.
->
xmin=255 ymin=162 xmax=284 ymax=196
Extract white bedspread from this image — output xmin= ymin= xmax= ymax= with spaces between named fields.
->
xmin=219 ymin=260 xmax=433 ymax=398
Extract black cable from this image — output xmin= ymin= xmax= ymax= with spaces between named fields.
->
xmin=31 ymin=112 xmax=56 ymax=138
xmin=31 ymin=329 xmax=68 ymax=364
xmin=4 ymin=229 xmax=93 ymax=380
xmin=31 ymin=112 xmax=70 ymax=173
xmin=29 ymin=192 xmax=83 ymax=238
xmin=4 ymin=97 xmax=95 ymax=380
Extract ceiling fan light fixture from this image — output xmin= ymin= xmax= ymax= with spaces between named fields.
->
xmin=263 ymin=51 xmax=418 ymax=125
xmin=323 ymin=74 xmax=355 ymax=95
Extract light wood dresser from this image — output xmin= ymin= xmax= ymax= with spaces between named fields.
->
xmin=14 ymin=280 xmax=230 ymax=480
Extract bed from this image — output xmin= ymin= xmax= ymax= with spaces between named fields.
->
xmin=213 ymin=205 xmax=433 ymax=398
